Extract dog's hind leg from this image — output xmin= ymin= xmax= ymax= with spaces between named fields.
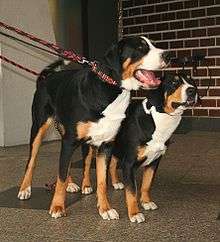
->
xmin=49 ymin=132 xmax=80 ymax=218
xmin=109 ymin=156 xmax=124 ymax=190
xmin=123 ymin=158 xmax=145 ymax=223
xmin=17 ymin=117 xmax=53 ymax=200
xmin=81 ymin=144 xmax=94 ymax=195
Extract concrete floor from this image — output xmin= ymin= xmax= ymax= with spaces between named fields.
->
xmin=0 ymin=131 xmax=219 ymax=242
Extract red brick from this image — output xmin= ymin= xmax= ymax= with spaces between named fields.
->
xmin=177 ymin=50 xmax=192 ymax=58
xmin=177 ymin=30 xmax=191 ymax=38
xmin=216 ymin=59 xmax=220 ymax=66
xmin=156 ymin=23 xmax=169 ymax=31
xmin=155 ymin=4 xmax=168 ymax=12
xmin=203 ymin=58 xmax=215 ymax=66
xmin=170 ymin=40 xmax=184 ymax=48
xmin=155 ymin=41 xmax=169 ymax=49
xmin=162 ymin=12 xmax=175 ymax=21
xmin=192 ymin=9 xmax=206 ymax=18
xmin=198 ymin=88 xmax=208 ymax=96
xmin=216 ymin=17 xmax=220 ymax=25
xmin=184 ymin=19 xmax=199 ymax=28
xmin=192 ymin=49 xmax=207 ymax=57
xmin=185 ymin=39 xmax=199 ymax=48
xmin=192 ymin=28 xmax=206 ymax=37
xmin=200 ymin=38 xmax=215 ymax=47
xmin=210 ymin=68 xmax=220 ymax=76
xmin=135 ymin=16 xmax=148 ymax=24
xmin=142 ymin=24 xmax=155 ymax=32
xmin=123 ymin=10 xmax=128 ymax=17
xmin=200 ymin=99 xmax=216 ymax=107
xmin=216 ymin=79 xmax=220 ymax=85
xmin=123 ymin=28 xmax=129 ymax=35
xmin=148 ymin=14 xmax=161 ymax=23
xmin=185 ymin=0 xmax=199 ymax=8
xmin=208 ymin=48 xmax=220 ymax=56
xmin=129 ymin=8 xmax=141 ymax=16
xmin=149 ymin=32 xmax=161 ymax=41
xmin=200 ymin=79 xmax=215 ymax=86
xmin=162 ymin=31 xmax=176 ymax=40
xmin=193 ymin=68 xmax=207 ymax=77
xmin=193 ymin=109 xmax=208 ymax=116
xmin=177 ymin=11 xmax=190 ymax=19
xmin=216 ymin=38 xmax=220 ymax=46
xmin=170 ymin=21 xmax=184 ymax=30
xmin=200 ymin=17 xmax=215 ymax=26
xmin=129 ymin=25 xmax=142 ymax=34
xmin=208 ymin=27 xmax=220 ymax=36
xmin=170 ymin=2 xmax=184 ymax=10
xmin=141 ymin=6 xmax=154 ymax=14
xmin=209 ymin=88 xmax=220 ymax=96
xmin=199 ymin=0 xmax=214 ymax=6
xmin=209 ymin=109 xmax=220 ymax=116
xmin=134 ymin=0 xmax=146 ymax=5
xmin=207 ymin=6 xmax=220 ymax=16
xmin=217 ymin=99 xmax=220 ymax=106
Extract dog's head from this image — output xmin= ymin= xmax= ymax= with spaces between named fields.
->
xmin=103 ymin=36 xmax=171 ymax=90
xmin=159 ymin=73 xmax=199 ymax=115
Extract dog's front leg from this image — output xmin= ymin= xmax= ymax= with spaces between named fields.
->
xmin=123 ymin=159 xmax=145 ymax=223
xmin=140 ymin=160 xmax=160 ymax=211
xmin=96 ymin=143 xmax=119 ymax=220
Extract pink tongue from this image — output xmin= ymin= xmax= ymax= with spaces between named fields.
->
xmin=136 ymin=70 xmax=161 ymax=86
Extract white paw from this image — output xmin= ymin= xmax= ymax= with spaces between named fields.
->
xmin=49 ymin=211 xmax=62 ymax=219
xmin=82 ymin=186 xmax=93 ymax=195
xmin=130 ymin=213 xmax=145 ymax=223
xmin=112 ymin=182 xmax=124 ymax=190
xmin=66 ymin=183 xmax=80 ymax=193
xmin=17 ymin=186 xmax=31 ymax=200
xmin=99 ymin=209 xmax=119 ymax=220
xmin=141 ymin=201 xmax=158 ymax=210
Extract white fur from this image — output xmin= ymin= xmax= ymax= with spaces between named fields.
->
xmin=121 ymin=77 xmax=141 ymax=90
xmin=17 ymin=186 xmax=31 ymax=200
xmin=99 ymin=208 xmax=119 ymax=220
xmin=87 ymin=90 xmax=130 ymax=147
xmin=112 ymin=182 xmax=124 ymax=190
xmin=66 ymin=182 xmax=80 ymax=193
xmin=82 ymin=186 xmax=93 ymax=195
xmin=130 ymin=213 xmax=145 ymax=223
xmin=49 ymin=211 xmax=63 ymax=219
xmin=141 ymin=101 xmax=182 ymax=167
xmin=141 ymin=201 xmax=158 ymax=210
xmin=140 ymin=37 xmax=167 ymax=70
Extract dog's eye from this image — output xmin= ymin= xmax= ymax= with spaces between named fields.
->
xmin=138 ymin=45 xmax=143 ymax=50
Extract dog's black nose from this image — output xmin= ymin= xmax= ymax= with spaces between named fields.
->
xmin=162 ymin=51 xmax=172 ymax=64
xmin=186 ymin=87 xmax=196 ymax=97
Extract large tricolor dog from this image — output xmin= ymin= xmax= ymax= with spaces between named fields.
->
xmin=17 ymin=36 xmax=170 ymax=220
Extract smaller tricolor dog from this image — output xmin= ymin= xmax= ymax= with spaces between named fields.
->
xmin=80 ymin=73 xmax=198 ymax=223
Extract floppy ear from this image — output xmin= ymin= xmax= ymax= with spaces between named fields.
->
xmin=103 ymin=43 xmax=122 ymax=80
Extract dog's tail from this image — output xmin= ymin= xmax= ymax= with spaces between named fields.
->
xmin=36 ymin=59 xmax=70 ymax=87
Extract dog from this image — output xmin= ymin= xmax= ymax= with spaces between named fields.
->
xmin=79 ymin=73 xmax=198 ymax=223
xmin=17 ymin=36 xmax=170 ymax=220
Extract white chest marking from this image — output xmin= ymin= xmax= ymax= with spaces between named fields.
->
xmin=142 ymin=103 xmax=182 ymax=166
xmin=87 ymin=90 xmax=130 ymax=147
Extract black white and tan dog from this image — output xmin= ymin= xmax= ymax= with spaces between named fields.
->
xmin=17 ymin=36 xmax=170 ymax=220
xmin=79 ymin=73 xmax=198 ymax=223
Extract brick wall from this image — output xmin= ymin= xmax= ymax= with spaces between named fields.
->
xmin=121 ymin=0 xmax=220 ymax=117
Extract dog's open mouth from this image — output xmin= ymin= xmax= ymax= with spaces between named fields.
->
xmin=134 ymin=69 xmax=161 ymax=88
xmin=172 ymin=99 xmax=196 ymax=109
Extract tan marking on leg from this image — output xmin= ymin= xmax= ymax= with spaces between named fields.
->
xmin=82 ymin=146 xmax=94 ymax=190
xmin=96 ymin=154 xmax=111 ymax=213
xmin=125 ymin=188 xmax=140 ymax=218
xmin=140 ymin=166 xmax=155 ymax=203
xmin=19 ymin=118 xmax=53 ymax=192
xmin=137 ymin=145 xmax=147 ymax=161
xmin=164 ymin=85 xmax=183 ymax=114
xmin=49 ymin=177 xmax=68 ymax=217
xmin=122 ymin=58 xmax=143 ymax=80
xmin=109 ymin=155 xmax=120 ymax=185
xmin=76 ymin=121 xmax=91 ymax=140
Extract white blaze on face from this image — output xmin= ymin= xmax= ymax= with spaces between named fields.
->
xmin=139 ymin=36 xmax=166 ymax=70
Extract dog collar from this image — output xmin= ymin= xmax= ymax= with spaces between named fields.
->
xmin=142 ymin=98 xmax=152 ymax=115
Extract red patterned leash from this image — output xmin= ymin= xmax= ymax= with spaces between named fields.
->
xmin=0 ymin=21 xmax=117 ymax=85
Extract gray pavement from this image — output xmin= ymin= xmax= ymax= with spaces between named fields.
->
xmin=0 ymin=131 xmax=219 ymax=241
